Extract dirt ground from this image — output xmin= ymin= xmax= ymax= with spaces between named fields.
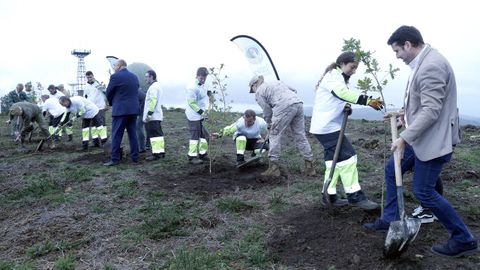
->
xmin=1 ymin=113 xmax=479 ymax=269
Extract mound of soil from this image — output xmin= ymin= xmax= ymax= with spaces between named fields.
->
xmin=269 ymin=205 xmax=480 ymax=269
xmin=145 ymin=157 xmax=288 ymax=196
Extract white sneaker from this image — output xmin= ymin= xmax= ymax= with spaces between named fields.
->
xmin=411 ymin=205 xmax=438 ymax=224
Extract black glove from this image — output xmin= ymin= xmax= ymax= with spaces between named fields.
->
xmin=343 ymin=104 xmax=352 ymax=116
xmin=197 ymin=109 xmax=204 ymax=115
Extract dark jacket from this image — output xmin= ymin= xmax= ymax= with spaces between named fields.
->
xmin=138 ymin=89 xmax=146 ymax=116
xmin=106 ymin=68 xmax=140 ymax=116
xmin=7 ymin=90 xmax=28 ymax=108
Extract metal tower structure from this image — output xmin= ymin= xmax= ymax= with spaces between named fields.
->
xmin=71 ymin=49 xmax=91 ymax=96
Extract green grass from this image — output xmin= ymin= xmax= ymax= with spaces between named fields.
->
xmin=26 ymin=240 xmax=54 ymax=258
xmin=54 ymin=254 xmax=76 ymax=270
xmin=286 ymin=180 xmax=322 ymax=202
xmin=165 ymin=247 xmax=226 ymax=270
xmin=112 ymin=179 xmax=139 ymax=199
xmin=7 ymin=173 xmax=64 ymax=203
xmin=216 ymin=197 xmax=258 ymax=214
xmin=126 ymin=199 xmax=192 ymax=241
xmin=0 ymin=261 xmax=33 ymax=270
xmin=221 ymin=226 xmax=273 ymax=268
xmin=268 ymin=192 xmax=288 ymax=213
xmin=456 ymin=148 xmax=480 ymax=165
xmin=1 ymin=111 xmax=479 ymax=269
xmin=62 ymin=165 xmax=94 ymax=182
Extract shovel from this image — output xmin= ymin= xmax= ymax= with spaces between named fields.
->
xmin=36 ymin=119 xmax=72 ymax=151
xmin=383 ymin=114 xmax=421 ymax=258
xmin=236 ymin=136 xmax=269 ymax=169
xmin=322 ymin=104 xmax=350 ymax=206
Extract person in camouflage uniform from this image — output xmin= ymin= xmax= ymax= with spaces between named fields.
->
xmin=7 ymin=102 xmax=53 ymax=149
xmin=6 ymin=84 xmax=29 ymax=137
xmin=249 ymin=75 xmax=316 ymax=177
xmin=24 ymin=82 xmax=37 ymax=103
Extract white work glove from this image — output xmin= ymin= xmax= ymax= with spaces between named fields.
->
xmin=6 ymin=119 xmax=11 ymax=125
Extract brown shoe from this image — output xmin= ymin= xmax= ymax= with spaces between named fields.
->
xmin=261 ymin=161 xmax=280 ymax=177
xmin=304 ymin=160 xmax=316 ymax=176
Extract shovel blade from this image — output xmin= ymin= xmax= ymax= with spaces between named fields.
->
xmin=236 ymin=156 xmax=262 ymax=169
xmin=383 ymin=218 xmax=421 ymax=258
xmin=36 ymin=139 xmax=45 ymax=152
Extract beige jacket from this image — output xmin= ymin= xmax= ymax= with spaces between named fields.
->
xmin=400 ymin=45 xmax=460 ymax=161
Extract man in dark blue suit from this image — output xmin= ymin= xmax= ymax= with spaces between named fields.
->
xmin=104 ymin=59 xmax=140 ymax=166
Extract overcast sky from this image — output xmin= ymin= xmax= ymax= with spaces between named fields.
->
xmin=1 ymin=0 xmax=478 ymax=116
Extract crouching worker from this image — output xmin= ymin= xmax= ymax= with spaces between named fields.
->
xmin=41 ymin=95 xmax=73 ymax=142
xmin=220 ymin=109 xmax=268 ymax=166
xmin=7 ymin=101 xmax=52 ymax=150
xmin=59 ymin=96 xmax=106 ymax=150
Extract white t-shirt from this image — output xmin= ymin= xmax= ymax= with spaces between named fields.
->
xmin=230 ymin=116 xmax=268 ymax=139
xmin=42 ymin=98 xmax=66 ymax=118
xmin=50 ymin=91 xmax=65 ymax=100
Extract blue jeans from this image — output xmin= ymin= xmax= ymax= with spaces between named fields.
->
xmin=136 ymin=116 xmax=150 ymax=151
xmin=382 ymin=144 xmax=475 ymax=244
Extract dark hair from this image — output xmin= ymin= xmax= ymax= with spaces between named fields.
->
xmin=146 ymin=70 xmax=157 ymax=80
xmin=59 ymin=96 xmax=70 ymax=103
xmin=47 ymin=84 xmax=55 ymax=90
xmin=196 ymin=67 xmax=209 ymax=77
xmin=85 ymin=71 xmax=93 ymax=76
xmin=244 ymin=109 xmax=256 ymax=118
xmin=315 ymin=51 xmax=357 ymax=88
xmin=387 ymin=25 xmax=424 ymax=47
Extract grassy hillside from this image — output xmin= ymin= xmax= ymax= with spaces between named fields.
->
xmin=0 ymin=109 xmax=479 ymax=269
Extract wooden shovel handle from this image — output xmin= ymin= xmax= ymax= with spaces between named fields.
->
xmin=390 ymin=114 xmax=403 ymax=187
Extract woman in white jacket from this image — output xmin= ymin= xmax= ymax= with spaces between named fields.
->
xmin=310 ymin=52 xmax=383 ymax=210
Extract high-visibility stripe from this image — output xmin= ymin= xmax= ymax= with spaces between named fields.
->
xmin=98 ymin=126 xmax=107 ymax=139
xmin=188 ymin=140 xmax=198 ymax=157
xmin=236 ymin=136 xmax=246 ymax=154
xmin=187 ymin=99 xmax=201 ymax=112
xmin=65 ymin=126 xmax=73 ymax=135
xmin=150 ymin=136 xmax=165 ymax=154
xmin=199 ymin=138 xmax=208 ymax=155
xmin=325 ymin=155 xmax=361 ymax=194
xmin=82 ymin=128 xmax=90 ymax=141
xmin=325 ymin=155 xmax=357 ymax=168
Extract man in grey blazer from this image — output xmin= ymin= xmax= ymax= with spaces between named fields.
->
xmin=363 ymin=26 xmax=478 ymax=257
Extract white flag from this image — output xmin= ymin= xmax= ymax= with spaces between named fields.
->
xmin=230 ymin=35 xmax=280 ymax=81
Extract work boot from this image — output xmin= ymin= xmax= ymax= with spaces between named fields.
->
xmin=146 ymin=153 xmax=165 ymax=161
xmin=236 ymin=154 xmax=245 ymax=166
xmin=199 ymin=153 xmax=209 ymax=161
xmin=347 ymin=190 xmax=379 ymax=210
xmin=321 ymin=193 xmax=348 ymax=207
xmin=261 ymin=161 xmax=281 ymax=177
xmin=304 ymin=160 xmax=316 ymax=176
xmin=82 ymin=141 xmax=89 ymax=151
xmin=67 ymin=134 xmax=73 ymax=142
xmin=93 ymin=138 xmax=101 ymax=147
xmin=189 ymin=157 xmax=203 ymax=165
xmin=48 ymin=140 xmax=56 ymax=150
